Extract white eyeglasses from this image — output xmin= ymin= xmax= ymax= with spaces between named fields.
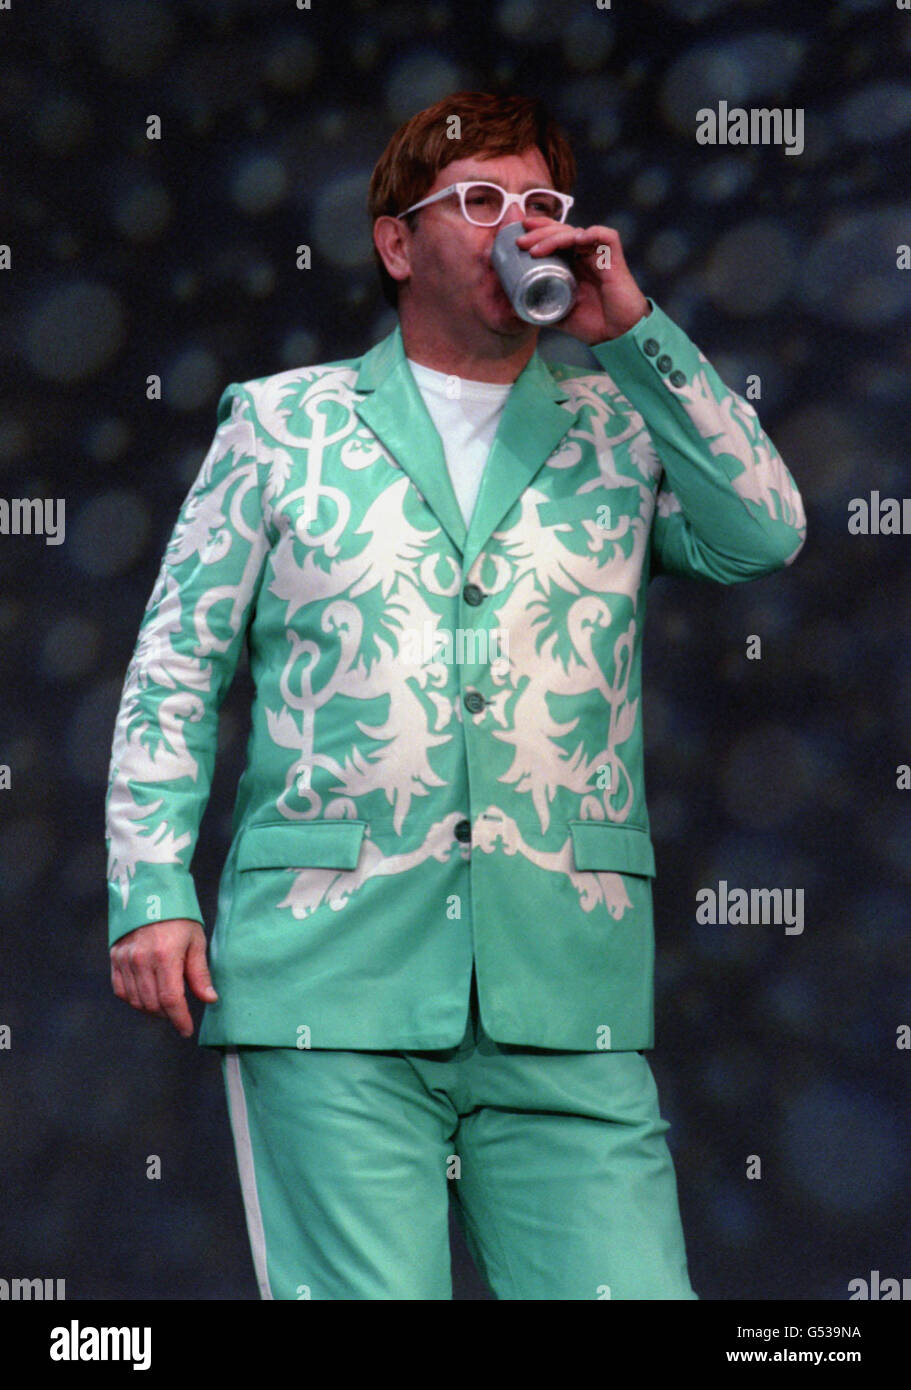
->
xmin=396 ymin=181 xmax=574 ymax=227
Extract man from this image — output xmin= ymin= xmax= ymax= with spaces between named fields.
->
xmin=106 ymin=92 xmax=806 ymax=1300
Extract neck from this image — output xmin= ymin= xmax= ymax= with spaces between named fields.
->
xmin=398 ymin=310 xmax=538 ymax=384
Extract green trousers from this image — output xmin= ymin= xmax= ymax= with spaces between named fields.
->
xmin=220 ymin=970 xmax=698 ymax=1300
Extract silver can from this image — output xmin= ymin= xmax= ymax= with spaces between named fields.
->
xmin=490 ymin=221 xmax=577 ymax=325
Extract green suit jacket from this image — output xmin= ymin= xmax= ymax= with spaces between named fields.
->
xmin=105 ymin=299 xmax=806 ymax=1051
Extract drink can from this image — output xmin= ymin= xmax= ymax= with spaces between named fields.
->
xmin=490 ymin=222 xmax=577 ymax=325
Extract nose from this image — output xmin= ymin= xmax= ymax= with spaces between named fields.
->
xmin=499 ymin=195 xmax=526 ymax=228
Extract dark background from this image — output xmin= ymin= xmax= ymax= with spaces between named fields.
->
xmin=1 ymin=0 xmax=909 ymax=1300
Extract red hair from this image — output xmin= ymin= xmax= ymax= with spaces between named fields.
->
xmin=367 ymin=91 xmax=577 ymax=306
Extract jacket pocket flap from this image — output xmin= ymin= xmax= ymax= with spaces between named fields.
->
xmin=237 ymin=820 xmax=367 ymax=871
xmin=538 ymin=486 xmax=641 ymax=528
xmin=570 ymin=821 xmax=656 ymax=876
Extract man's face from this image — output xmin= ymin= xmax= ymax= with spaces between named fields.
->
xmin=399 ymin=146 xmax=560 ymax=348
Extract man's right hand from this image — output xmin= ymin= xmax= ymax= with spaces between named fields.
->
xmin=110 ymin=918 xmax=218 ymax=1038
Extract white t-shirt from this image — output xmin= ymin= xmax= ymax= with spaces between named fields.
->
xmin=406 ymin=358 xmax=512 ymax=530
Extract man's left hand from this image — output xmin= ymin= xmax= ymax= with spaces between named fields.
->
xmin=516 ymin=217 xmax=651 ymax=344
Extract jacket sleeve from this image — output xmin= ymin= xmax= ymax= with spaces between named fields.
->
xmin=105 ymin=383 xmax=270 ymax=947
xmin=590 ymin=298 xmax=806 ymax=582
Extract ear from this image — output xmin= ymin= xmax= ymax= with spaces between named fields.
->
xmin=373 ymin=215 xmax=413 ymax=289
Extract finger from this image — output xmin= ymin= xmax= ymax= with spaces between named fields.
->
xmin=110 ymin=959 xmax=128 ymax=1003
xmin=154 ymin=956 xmax=193 ymax=1037
xmin=185 ymin=934 xmax=218 ymax=1006
xmin=568 ymin=225 xmax=617 ymax=242
xmin=530 ymin=226 xmax=620 ymax=260
xmin=516 ymin=219 xmax=572 ymax=241
xmin=115 ymin=954 xmax=142 ymax=1010
xmin=572 ymin=227 xmax=607 ymax=247
xmin=516 ymin=216 xmax=567 ymax=243
xmin=517 ymin=227 xmax=581 ymax=255
xmin=122 ymin=939 xmax=164 ymax=1017
xmin=136 ymin=950 xmax=165 ymax=1017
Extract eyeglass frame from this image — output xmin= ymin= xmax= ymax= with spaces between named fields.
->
xmin=396 ymin=181 xmax=575 ymax=226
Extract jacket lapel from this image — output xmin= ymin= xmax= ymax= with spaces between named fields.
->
xmin=354 ymin=323 xmax=581 ymax=574
xmin=354 ymin=326 xmax=468 ymax=554
xmin=462 ymin=351 xmax=579 ymax=577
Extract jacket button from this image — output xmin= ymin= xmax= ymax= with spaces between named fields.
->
xmin=464 ymin=691 xmax=486 ymax=713
xmin=455 ymin=819 xmax=472 ymax=843
xmin=669 ymin=369 xmax=686 ymax=387
xmin=656 ymin=354 xmax=673 ymax=373
xmin=643 ymin=338 xmax=660 ymax=356
xmin=463 ymin=583 xmax=484 ymax=606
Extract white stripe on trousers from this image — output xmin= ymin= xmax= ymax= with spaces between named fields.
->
xmin=223 ymin=1048 xmax=273 ymax=1300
